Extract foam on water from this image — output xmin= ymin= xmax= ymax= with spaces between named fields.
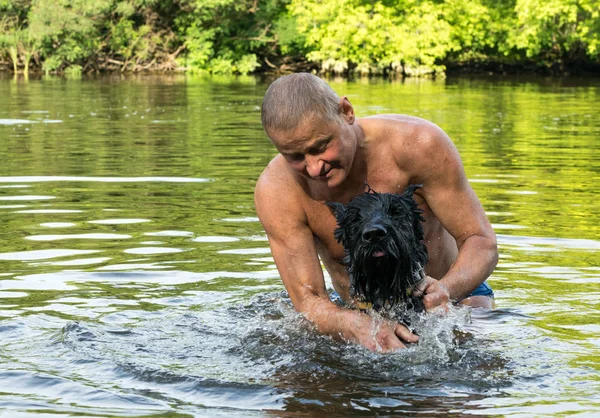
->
xmin=0 ymin=287 xmax=594 ymax=415
xmin=54 ymin=293 xmax=510 ymax=394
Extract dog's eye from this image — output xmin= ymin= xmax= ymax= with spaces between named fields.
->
xmin=380 ymin=200 xmax=395 ymax=215
xmin=346 ymin=207 xmax=362 ymax=220
xmin=339 ymin=207 xmax=362 ymax=228
xmin=389 ymin=204 xmax=408 ymax=218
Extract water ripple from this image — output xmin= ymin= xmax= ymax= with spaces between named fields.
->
xmin=0 ymin=249 xmax=100 ymax=261
xmin=498 ymin=234 xmax=600 ymax=251
xmin=0 ymin=195 xmax=55 ymax=201
xmin=0 ymin=176 xmax=211 ymax=183
xmin=25 ymin=234 xmax=132 ymax=241
xmin=89 ymin=219 xmax=151 ymax=225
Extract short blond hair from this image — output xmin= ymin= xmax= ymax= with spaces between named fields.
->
xmin=261 ymin=73 xmax=341 ymax=135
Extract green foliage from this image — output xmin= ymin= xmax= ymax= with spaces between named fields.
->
xmin=290 ymin=0 xmax=492 ymax=75
xmin=63 ymin=63 xmax=82 ymax=78
xmin=181 ymin=24 xmax=216 ymax=70
xmin=288 ymin=0 xmax=600 ymax=75
xmin=176 ymin=0 xmax=287 ymax=74
xmin=272 ymin=14 xmax=304 ymax=55
xmin=504 ymin=0 xmax=600 ymax=68
xmin=28 ymin=0 xmax=107 ymax=72
xmin=0 ymin=0 xmax=599 ymax=76
xmin=0 ymin=0 xmax=34 ymax=73
xmin=236 ymin=54 xmax=259 ymax=75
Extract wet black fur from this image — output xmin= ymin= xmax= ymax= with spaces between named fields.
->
xmin=326 ymin=185 xmax=428 ymax=313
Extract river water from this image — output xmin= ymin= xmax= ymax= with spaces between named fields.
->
xmin=0 ymin=74 xmax=599 ymax=417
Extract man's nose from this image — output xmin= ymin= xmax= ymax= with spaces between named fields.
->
xmin=305 ymin=155 xmax=324 ymax=178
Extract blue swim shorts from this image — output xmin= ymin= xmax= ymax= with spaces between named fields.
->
xmin=467 ymin=280 xmax=494 ymax=299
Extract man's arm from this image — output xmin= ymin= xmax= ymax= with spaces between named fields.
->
xmin=254 ymin=160 xmax=418 ymax=351
xmin=411 ymin=124 xmax=499 ymax=308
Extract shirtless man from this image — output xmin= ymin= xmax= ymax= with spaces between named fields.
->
xmin=254 ymin=73 xmax=498 ymax=352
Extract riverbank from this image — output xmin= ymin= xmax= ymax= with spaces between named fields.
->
xmin=2 ymin=63 xmax=599 ymax=80
xmin=2 ymin=1 xmax=599 ymax=79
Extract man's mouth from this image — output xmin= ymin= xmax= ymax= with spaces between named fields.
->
xmin=315 ymin=168 xmax=332 ymax=181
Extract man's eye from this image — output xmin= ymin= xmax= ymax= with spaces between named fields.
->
xmin=308 ymin=140 xmax=330 ymax=155
xmin=287 ymin=153 xmax=304 ymax=162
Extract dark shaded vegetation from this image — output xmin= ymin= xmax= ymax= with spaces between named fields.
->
xmin=1 ymin=0 xmax=599 ymax=77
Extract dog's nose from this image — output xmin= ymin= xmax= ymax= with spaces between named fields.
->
xmin=362 ymin=225 xmax=386 ymax=242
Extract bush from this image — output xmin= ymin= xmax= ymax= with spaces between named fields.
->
xmin=1 ymin=0 xmax=599 ymax=76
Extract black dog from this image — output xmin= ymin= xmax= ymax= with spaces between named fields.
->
xmin=326 ymin=184 xmax=428 ymax=314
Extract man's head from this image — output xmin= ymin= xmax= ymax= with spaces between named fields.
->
xmin=261 ymin=73 xmax=358 ymax=187
xmin=327 ymin=185 xmax=428 ymax=311
xmin=261 ymin=73 xmax=342 ymax=134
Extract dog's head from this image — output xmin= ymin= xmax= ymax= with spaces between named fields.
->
xmin=326 ymin=184 xmax=428 ymax=310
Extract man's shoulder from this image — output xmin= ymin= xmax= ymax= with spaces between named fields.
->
xmin=361 ymin=113 xmax=434 ymax=126
xmin=254 ymin=155 xmax=309 ymax=227
xmin=361 ymin=114 xmax=449 ymax=157
xmin=361 ymin=114 xmax=444 ymax=150
xmin=360 ymin=114 xmax=458 ymax=185
xmin=256 ymin=155 xmax=286 ymax=191
xmin=255 ymin=155 xmax=304 ymax=203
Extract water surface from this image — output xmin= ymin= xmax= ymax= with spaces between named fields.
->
xmin=0 ymin=74 xmax=599 ymax=416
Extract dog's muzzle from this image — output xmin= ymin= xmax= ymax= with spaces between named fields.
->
xmin=361 ymin=222 xmax=394 ymax=259
xmin=361 ymin=224 xmax=387 ymax=243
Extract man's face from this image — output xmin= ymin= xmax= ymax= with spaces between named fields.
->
xmin=267 ymin=113 xmax=356 ymax=188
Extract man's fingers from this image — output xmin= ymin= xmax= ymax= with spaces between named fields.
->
xmin=422 ymin=280 xmax=451 ymax=311
xmin=370 ymin=323 xmax=417 ymax=352
xmin=378 ymin=336 xmax=406 ymax=352
xmin=423 ymin=292 xmax=437 ymax=308
xmin=423 ymin=293 xmax=442 ymax=310
xmin=394 ymin=323 xmax=419 ymax=344
xmin=413 ymin=276 xmax=435 ymax=297
xmin=423 ymin=293 xmax=451 ymax=312
xmin=424 ymin=300 xmax=450 ymax=313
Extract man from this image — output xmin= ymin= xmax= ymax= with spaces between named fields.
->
xmin=254 ymin=73 xmax=498 ymax=352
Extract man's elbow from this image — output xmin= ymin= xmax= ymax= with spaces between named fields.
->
xmin=463 ymin=232 xmax=499 ymax=272
xmin=485 ymin=234 xmax=499 ymax=273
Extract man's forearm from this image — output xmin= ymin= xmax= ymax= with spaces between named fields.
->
xmin=298 ymin=295 xmax=419 ymax=352
xmin=439 ymin=234 xmax=498 ymax=301
xmin=300 ymin=296 xmax=364 ymax=342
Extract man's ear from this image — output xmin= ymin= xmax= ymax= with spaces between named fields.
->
xmin=338 ymin=97 xmax=355 ymax=124
xmin=325 ymin=201 xmax=345 ymax=221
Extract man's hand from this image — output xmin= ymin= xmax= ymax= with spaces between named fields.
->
xmin=415 ymin=276 xmax=451 ymax=312
xmin=348 ymin=311 xmax=419 ymax=352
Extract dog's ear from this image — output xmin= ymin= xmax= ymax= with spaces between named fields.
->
xmin=400 ymin=184 xmax=426 ymax=228
xmin=325 ymin=201 xmax=345 ymax=221
xmin=403 ymin=184 xmax=422 ymax=198
xmin=325 ymin=202 xmax=346 ymax=243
